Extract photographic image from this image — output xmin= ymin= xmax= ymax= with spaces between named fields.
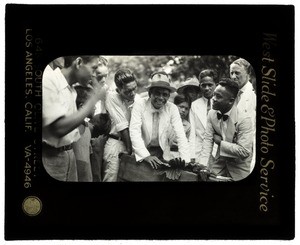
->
xmin=42 ymin=55 xmax=256 ymax=183
xmin=4 ymin=4 xmax=295 ymax=240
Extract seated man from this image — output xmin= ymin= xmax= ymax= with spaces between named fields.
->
xmin=130 ymin=71 xmax=190 ymax=170
xmin=199 ymin=78 xmax=254 ymax=181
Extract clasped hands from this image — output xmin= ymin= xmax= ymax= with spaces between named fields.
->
xmin=213 ymin=133 xmax=249 ymax=158
xmin=143 ymin=156 xmax=170 ymax=169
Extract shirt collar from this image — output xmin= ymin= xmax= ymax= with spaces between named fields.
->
xmin=240 ymin=81 xmax=250 ymax=93
xmin=202 ymin=96 xmax=211 ymax=102
xmin=218 ymin=107 xmax=233 ymax=116
xmin=182 ymin=119 xmax=189 ymax=126
xmin=150 ymin=102 xmax=164 ymax=113
xmin=54 ymin=68 xmax=70 ymax=91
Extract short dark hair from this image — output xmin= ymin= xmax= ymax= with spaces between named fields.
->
xmin=114 ymin=68 xmax=136 ymax=89
xmin=199 ymin=69 xmax=218 ymax=83
xmin=173 ymin=94 xmax=191 ymax=108
xmin=74 ymin=85 xmax=93 ymax=108
xmin=63 ymin=55 xmax=99 ymax=68
xmin=231 ymin=58 xmax=252 ymax=74
xmin=218 ymin=78 xmax=239 ymax=98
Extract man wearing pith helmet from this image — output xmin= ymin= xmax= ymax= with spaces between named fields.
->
xmin=130 ymin=71 xmax=190 ymax=170
xmin=177 ymin=76 xmax=201 ymax=102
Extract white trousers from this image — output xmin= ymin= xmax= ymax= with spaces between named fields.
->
xmin=103 ymin=138 xmax=126 ymax=182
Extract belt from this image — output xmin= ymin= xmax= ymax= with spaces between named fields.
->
xmin=42 ymin=142 xmax=73 ymax=152
xmin=108 ymin=134 xmax=122 ymax=141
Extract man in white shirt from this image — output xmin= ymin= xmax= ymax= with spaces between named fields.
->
xmin=130 ymin=72 xmax=190 ymax=170
xmin=230 ymin=58 xmax=256 ymax=117
xmin=230 ymin=58 xmax=256 ymax=171
xmin=103 ymin=68 xmax=138 ymax=181
xmin=42 ymin=55 xmax=105 ymax=181
xmin=189 ymin=69 xmax=218 ymax=163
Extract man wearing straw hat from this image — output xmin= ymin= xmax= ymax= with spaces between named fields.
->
xmin=177 ymin=76 xmax=201 ymax=103
xmin=130 ymin=71 xmax=190 ymax=169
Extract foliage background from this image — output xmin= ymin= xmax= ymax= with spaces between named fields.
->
xmin=104 ymin=55 xmax=249 ymax=93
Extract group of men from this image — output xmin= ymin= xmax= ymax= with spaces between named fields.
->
xmin=42 ymin=56 xmax=256 ymax=182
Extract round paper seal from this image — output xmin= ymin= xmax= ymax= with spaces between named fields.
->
xmin=22 ymin=196 xmax=42 ymax=216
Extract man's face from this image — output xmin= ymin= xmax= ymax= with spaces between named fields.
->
xmin=150 ymin=88 xmax=170 ymax=109
xmin=200 ymin=76 xmax=216 ymax=99
xmin=77 ymin=57 xmax=99 ymax=87
xmin=95 ymin=64 xmax=109 ymax=85
xmin=176 ymin=102 xmax=190 ymax=120
xmin=230 ymin=63 xmax=249 ymax=89
xmin=212 ymin=85 xmax=234 ymax=113
xmin=119 ymin=81 xmax=137 ymax=102
xmin=184 ymin=87 xmax=199 ymax=102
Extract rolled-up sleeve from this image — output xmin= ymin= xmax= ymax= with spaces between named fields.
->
xmin=105 ymin=93 xmax=129 ymax=132
xmin=42 ymin=76 xmax=66 ymax=127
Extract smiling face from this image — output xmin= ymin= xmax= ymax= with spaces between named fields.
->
xmin=212 ymin=85 xmax=235 ymax=114
xmin=230 ymin=63 xmax=249 ymax=89
xmin=200 ymin=76 xmax=216 ymax=99
xmin=150 ymin=87 xmax=170 ymax=109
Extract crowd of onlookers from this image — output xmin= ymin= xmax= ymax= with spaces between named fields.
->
xmin=42 ymin=56 xmax=256 ymax=182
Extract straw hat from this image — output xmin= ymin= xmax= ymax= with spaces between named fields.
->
xmin=146 ymin=72 xmax=176 ymax=93
xmin=177 ymin=77 xmax=200 ymax=94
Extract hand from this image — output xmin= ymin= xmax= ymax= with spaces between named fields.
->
xmin=118 ymin=151 xmax=129 ymax=159
xmin=213 ymin=134 xmax=222 ymax=145
xmin=237 ymin=147 xmax=250 ymax=158
xmin=195 ymin=164 xmax=210 ymax=181
xmin=189 ymin=158 xmax=196 ymax=166
xmin=199 ymin=168 xmax=210 ymax=181
xmin=144 ymin=156 xmax=167 ymax=169
xmin=168 ymin=158 xmax=185 ymax=169
xmin=90 ymin=77 xmax=107 ymax=101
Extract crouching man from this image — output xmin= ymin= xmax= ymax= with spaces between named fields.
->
xmin=199 ymin=78 xmax=254 ymax=181
xmin=130 ymin=72 xmax=190 ymax=169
